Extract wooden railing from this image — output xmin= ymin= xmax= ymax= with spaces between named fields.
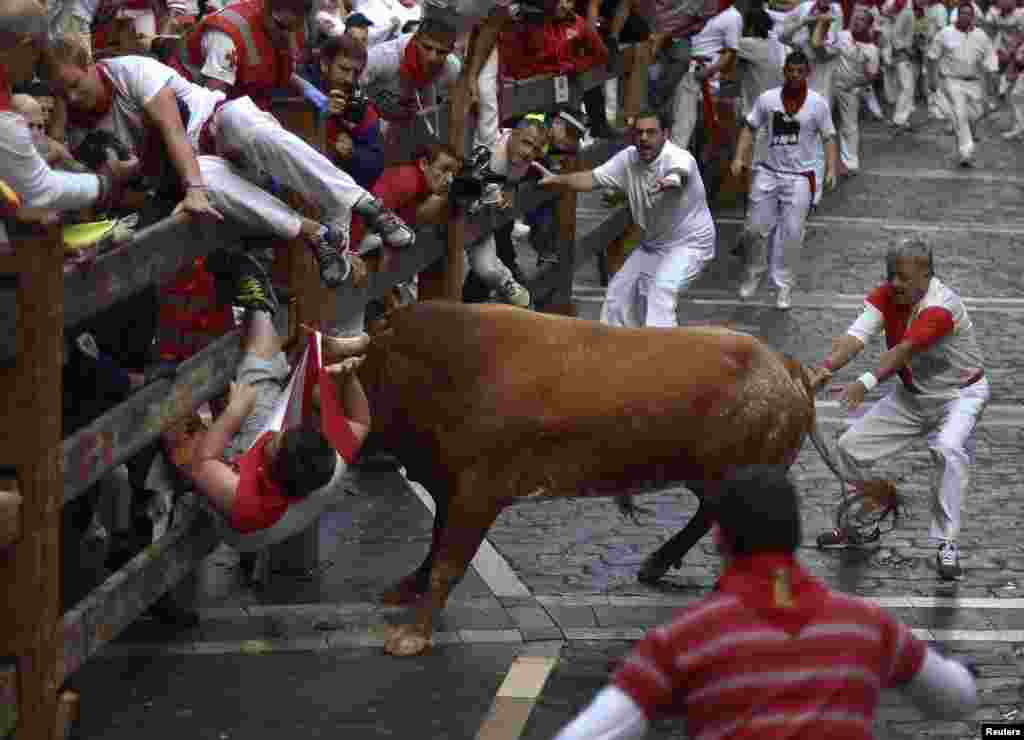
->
xmin=0 ymin=44 xmax=642 ymax=740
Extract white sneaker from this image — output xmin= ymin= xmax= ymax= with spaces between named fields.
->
xmin=776 ymin=285 xmax=793 ymax=310
xmin=738 ymin=272 xmax=762 ymax=300
xmin=936 ymin=541 xmax=962 ymax=580
xmin=499 ymin=279 xmax=531 ymax=308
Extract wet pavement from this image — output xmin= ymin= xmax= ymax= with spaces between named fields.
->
xmin=66 ymin=105 xmax=1024 ymax=739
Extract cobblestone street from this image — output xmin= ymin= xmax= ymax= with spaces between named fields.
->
xmin=66 ymin=107 xmax=1024 ymax=740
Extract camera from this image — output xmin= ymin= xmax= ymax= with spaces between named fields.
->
xmin=73 ymin=129 xmax=134 ymax=172
xmin=449 ymin=145 xmax=505 ymax=210
xmin=341 ymin=87 xmax=371 ymax=126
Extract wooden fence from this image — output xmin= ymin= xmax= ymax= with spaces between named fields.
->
xmin=0 ymin=44 xmax=643 ymax=740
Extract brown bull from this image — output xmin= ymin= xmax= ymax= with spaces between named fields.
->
xmin=360 ymin=301 xmax=896 ymax=656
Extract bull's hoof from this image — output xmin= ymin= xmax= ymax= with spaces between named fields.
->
xmin=384 ymin=624 xmax=432 ymax=656
xmin=380 ymin=574 xmax=429 ymax=606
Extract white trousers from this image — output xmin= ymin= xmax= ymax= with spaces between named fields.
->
xmin=210 ymin=97 xmax=368 ymax=229
xmin=460 ymin=234 xmax=515 ymax=292
xmin=742 ymin=167 xmax=812 ymax=290
xmin=199 ymin=155 xmax=302 ymax=239
xmin=835 ymin=86 xmax=863 ymax=171
xmin=940 ymin=76 xmax=986 ymax=159
xmin=837 ymin=378 xmax=989 ymax=543
xmin=600 ymin=238 xmax=715 ymax=328
xmin=1010 ymin=76 xmax=1024 ymax=130
xmin=669 ymin=69 xmax=703 ymax=151
xmin=892 ymin=58 xmax=918 ymax=125
xmin=473 ymin=48 xmax=501 ymax=150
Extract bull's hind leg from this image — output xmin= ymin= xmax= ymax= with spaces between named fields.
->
xmin=637 ymin=492 xmax=713 ymax=585
xmin=385 ymin=482 xmax=502 ymax=656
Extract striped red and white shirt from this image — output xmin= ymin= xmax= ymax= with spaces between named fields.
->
xmin=847 ymin=277 xmax=985 ymax=397
xmin=611 ymin=553 xmax=926 ymax=740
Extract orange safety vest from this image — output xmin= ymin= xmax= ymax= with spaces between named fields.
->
xmin=175 ymin=0 xmax=303 ymax=110
xmin=157 ymin=257 xmax=235 ymax=362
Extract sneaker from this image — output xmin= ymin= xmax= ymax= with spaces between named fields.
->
xmin=776 ymin=285 xmax=793 ymax=310
xmin=353 ymin=195 xmax=415 ymax=250
xmin=958 ymin=155 xmax=974 ymax=168
xmin=936 ymin=541 xmax=962 ymax=580
xmin=309 ymin=225 xmax=351 ymax=288
xmin=738 ymin=271 xmax=762 ymax=300
xmin=816 ymin=526 xmax=880 ymax=549
xmin=498 ymin=278 xmax=531 ymax=308
xmin=235 ymin=255 xmax=278 ymax=315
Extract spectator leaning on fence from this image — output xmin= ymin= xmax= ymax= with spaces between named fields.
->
xmin=551 ymin=465 xmax=979 ymax=740
xmin=320 ymin=33 xmax=385 ymax=189
xmin=1 ymin=0 xmax=140 ymax=244
xmin=534 ymin=109 xmax=716 ymax=328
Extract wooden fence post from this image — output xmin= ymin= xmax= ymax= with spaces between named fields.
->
xmin=546 ymin=154 xmax=581 ymax=316
xmin=0 ymin=223 xmax=65 ymax=740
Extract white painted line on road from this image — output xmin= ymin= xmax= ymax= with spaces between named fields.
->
xmin=406 ymin=478 xmax=533 ymax=599
xmin=477 ymin=652 xmax=561 ymax=740
xmin=912 ymin=629 xmax=1024 ymax=642
xmin=714 ymin=215 xmax=1024 ymax=235
xmin=850 ymin=168 xmax=1024 ymax=186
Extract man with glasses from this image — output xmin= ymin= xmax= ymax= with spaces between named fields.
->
xmin=534 ymin=110 xmax=715 ymax=327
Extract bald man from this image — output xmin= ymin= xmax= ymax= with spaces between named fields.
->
xmin=0 ymin=0 xmax=138 ymax=244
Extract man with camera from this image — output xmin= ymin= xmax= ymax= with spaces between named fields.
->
xmin=321 ymin=33 xmax=385 ymax=189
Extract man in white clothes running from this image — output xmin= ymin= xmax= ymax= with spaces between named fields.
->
xmin=731 ymin=49 xmax=838 ymax=310
xmin=534 ymin=110 xmax=715 ymax=328
xmin=809 ymin=237 xmax=988 ymax=581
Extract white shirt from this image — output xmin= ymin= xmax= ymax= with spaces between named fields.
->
xmin=785 ymin=1 xmax=844 ymax=54
xmin=847 ymin=277 xmax=985 ymax=397
xmin=0 ymin=112 xmax=100 ymax=244
xmin=887 ymin=2 xmax=915 ymax=53
xmin=73 ymin=56 xmax=225 ymax=157
xmin=746 ymin=87 xmax=836 ymax=172
xmin=927 ymin=25 xmax=998 ymax=78
xmin=738 ymin=35 xmax=786 ymax=112
xmin=354 ymin=0 xmax=423 ymax=46
xmin=690 ymin=6 xmax=743 ymax=68
xmin=834 ymin=30 xmax=880 ymax=89
xmin=984 ymin=6 xmax=1024 ymax=50
xmin=360 ymin=33 xmax=462 ymax=120
xmin=592 ymin=141 xmax=715 ymax=254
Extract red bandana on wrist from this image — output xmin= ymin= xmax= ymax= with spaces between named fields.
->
xmin=781 ymin=80 xmax=808 ymax=115
xmin=399 ymin=38 xmax=436 ymax=88
xmin=66 ymin=63 xmax=116 ymax=130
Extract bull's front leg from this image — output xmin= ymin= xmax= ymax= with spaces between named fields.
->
xmin=385 ymin=486 xmax=502 ymax=657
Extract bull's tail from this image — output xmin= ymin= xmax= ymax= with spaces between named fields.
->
xmin=785 ymin=356 xmax=904 ymax=537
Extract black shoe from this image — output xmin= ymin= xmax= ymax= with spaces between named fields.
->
xmin=353 ymin=195 xmax=415 ymax=249
xmin=235 ymin=254 xmax=279 ymax=315
xmin=309 ymin=225 xmax=351 ymax=288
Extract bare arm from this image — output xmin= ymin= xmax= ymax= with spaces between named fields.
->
xmin=532 ymin=162 xmax=599 ymax=191
xmin=730 ymin=124 xmax=755 ymax=176
xmin=415 ymin=194 xmax=451 ymax=224
xmin=821 ymin=334 xmax=866 ymax=373
xmin=823 ymin=134 xmax=838 ymax=188
xmin=608 ymin=0 xmax=632 ymax=39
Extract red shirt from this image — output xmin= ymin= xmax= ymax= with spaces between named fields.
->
xmin=350 ymin=163 xmax=430 ymax=247
xmin=500 ymin=15 xmax=610 ymax=79
xmin=865 ymin=284 xmax=955 ymax=391
xmin=612 ymin=553 xmax=926 ymax=739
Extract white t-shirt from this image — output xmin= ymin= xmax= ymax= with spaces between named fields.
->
xmin=360 ymin=33 xmax=462 ymax=120
xmin=592 ymin=141 xmax=715 ymax=254
xmin=746 ymin=87 xmax=836 ymax=172
xmin=927 ymin=25 xmax=998 ymax=79
xmin=834 ymin=30 xmax=880 ymax=89
xmin=984 ymin=7 xmax=1024 ymax=50
xmin=690 ymin=6 xmax=743 ymax=68
xmin=199 ymin=30 xmax=240 ymax=86
xmin=354 ymin=0 xmax=424 ymax=46
xmin=0 ymin=112 xmax=100 ymax=244
xmin=737 ymin=36 xmax=786 ymax=113
xmin=887 ymin=2 xmax=915 ymax=53
xmin=77 ymin=56 xmax=226 ymax=156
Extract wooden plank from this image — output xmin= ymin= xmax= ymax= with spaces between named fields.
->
xmin=548 ymin=152 xmax=580 ymax=313
xmin=0 ymin=486 xmax=22 ymax=549
xmin=0 ymin=224 xmax=64 ymax=740
xmin=0 ymin=659 xmax=16 ymax=737
xmin=577 ymin=207 xmax=632 ymax=261
xmin=0 ymin=215 xmax=250 ymax=364
xmin=59 ymin=493 xmax=219 ymax=684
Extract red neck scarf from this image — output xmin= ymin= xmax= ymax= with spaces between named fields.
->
xmin=0 ymin=64 xmax=12 ymax=112
xmin=66 ymin=64 xmax=116 ymax=130
xmin=399 ymin=38 xmax=436 ymax=89
xmin=781 ymin=80 xmax=808 ymax=115
xmin=718 ymin=0 xmax=734 ymax=12
xmin=884 ymin=0 xmax=909 ymax=15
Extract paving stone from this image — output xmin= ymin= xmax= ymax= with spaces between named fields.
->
xmin=505 ymin=605 xmax=559 ymax=630
xmin=521 ymin=626 xmax=566 ymax=642
xmin=544 ymin=605 xmax=599 ymax=629
xmin=592 ymin=605 xmax=682 ymax=629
